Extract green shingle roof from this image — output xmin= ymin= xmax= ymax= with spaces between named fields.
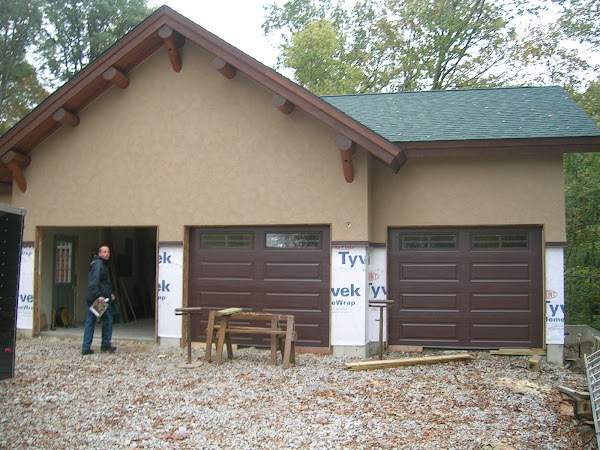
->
xmin=322 ymin=86 xmax=600 ymax=143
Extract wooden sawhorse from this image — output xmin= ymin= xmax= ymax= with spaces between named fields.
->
xmin=205 ymin=309 xmax=296 ymax=369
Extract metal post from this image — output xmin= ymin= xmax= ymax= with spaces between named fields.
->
xmin=368 ymin=299 xmax=394 ymax=360
xmin=378 ymin=306 xmax=384 ymax=359
xmin=186 ymin=315 xmax=192 ymax=365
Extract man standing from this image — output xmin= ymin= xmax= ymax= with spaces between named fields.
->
xmin=81 ymin=245 xmax=117 ymax=355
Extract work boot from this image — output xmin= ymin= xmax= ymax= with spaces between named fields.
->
xmin=101 ymin=346 xmax=117 ymax=353
xmin=81 ymin=349 xmax=94 ymax=355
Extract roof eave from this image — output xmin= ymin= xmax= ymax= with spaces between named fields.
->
xmin=0 ymin=6 xmax=404 ymax=178
xmin=399 ymin=136 xmax=600 ymax=157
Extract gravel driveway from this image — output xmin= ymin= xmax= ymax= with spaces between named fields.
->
xmin=0 ymin=336 xmax=594 ymax=449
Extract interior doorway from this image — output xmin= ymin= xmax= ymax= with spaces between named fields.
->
xmin=51 ymin=236 xmax=77 ymax=328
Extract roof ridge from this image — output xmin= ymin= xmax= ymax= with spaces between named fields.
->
xmin=321 ymin=85 xmax=563 ymax=99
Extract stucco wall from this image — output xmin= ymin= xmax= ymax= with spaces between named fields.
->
xmin=12 ymin=42 xmax=369 ymax=242
xmin=369 ymin=154 xmax=566 ymax=243
xmin=0 ymin=193 xmax=12 ymax=205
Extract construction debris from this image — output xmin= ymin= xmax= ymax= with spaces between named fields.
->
xmin=528 ymin=355 xmax=542 ymax=371
xmin=557 ymin=385 xmax=592 ymax=420
xmin=344 ymin=353 xmax=474 ymax=371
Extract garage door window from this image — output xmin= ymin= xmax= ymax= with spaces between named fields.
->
xmin=200 ymin=233 xmax=252 ymax=248
xmin=472 ymin=234 xmax=528 ymax=249
xmin=401 ymin=234 xmax=456 ymax=249
xmin=266 ymin=232 xmax=321 ymax=249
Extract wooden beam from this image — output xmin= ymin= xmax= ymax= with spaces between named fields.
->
xmin=2 ymin=150 xmax=31 ymax=168
xmin=1 ymin=151 xmax=31 ymax=193
xmin=335 ymin=134 xmax=356 ymax=183
xmin=344 ymin=353 xmax=475 ymax=371
xmin=490 ymin=348 xmax=546 ymax=356
xmin=52 ymin=108 xmax=80 ymax=127
xmin=158 ymin=25 xmax=184 ymax=72
xmin=5 ymin=163 xmax=26 ymax=192
xmin=272 ymin=94 xmax=294 ymax=115
xmin=103 ymin=67 xmax=130 ymax=89
xmin=212 ymin=57 xmax=237 ymax=79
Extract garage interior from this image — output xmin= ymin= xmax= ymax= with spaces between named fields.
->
xmin=39 ymin=226 xmax=157 ymax=337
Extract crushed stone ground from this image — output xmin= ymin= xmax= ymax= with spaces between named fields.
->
xmin=0 ymin=336 xmax=595 ymax=449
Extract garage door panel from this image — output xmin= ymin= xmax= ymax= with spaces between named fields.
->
xmin=264 ymin=292 xmax=324 ymax=310
xmin=401 ymin=322 xmax=459 ymax=341
xmin=471 ymin=263 xmax=531 ymax=281
xmin=264 ymin=262 xmax=322 ymax=280
xmin=471 ymin=294 xmax=532 ymax=311
xmin=471 ymin=323 xmax=532 ymax=342
xmin=198 ymin=261 xmax=255 ymax=279
xmin=401 ymin=293 xmax=459 ymax=311
xmin=401 ymin=263 xmax=459 ymax=281
xmin=196 ymin=291 xmax=255 ymax=308
xmin=389 ymin=227 xmax=543 ymax=348
xmin=294 ymin=323 xmax=327 ymax=346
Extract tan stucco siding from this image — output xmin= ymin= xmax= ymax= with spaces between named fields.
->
xmin=369 ymin=154 xmax=566 ymax=243
xmin=0 ymin=193 xmax=11 ymax=205
xmin=12 ymin=42 xmax=370 ymax=242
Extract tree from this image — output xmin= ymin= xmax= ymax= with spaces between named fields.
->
xmin=263 ymin=0 xmax=519 ymax=93
xmin=553 ymin=0 xmax=600 ymax=47
xmin=505 ymin=0 xmax=598 ymax=93
xmin=282 ymin=19 xmax=364 ymax=94
xmin=264 ymin=0 xmax=384 ymax=93
xmin=564 ymin=152 xmax=600 ymax=326
xmin=37 ymin=0 xmax=153 ymax=86
xmin=381 ymin=0 xmax=516 ymax=91
xmin=0 ymin=0 xmax=48 ymax=134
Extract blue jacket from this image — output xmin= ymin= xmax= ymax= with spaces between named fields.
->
xmin=86 ymin=256 xmax=114 ymax=303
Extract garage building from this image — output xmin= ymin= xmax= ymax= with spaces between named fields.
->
xmin=2 ymin=7 xmax=600 ymax=364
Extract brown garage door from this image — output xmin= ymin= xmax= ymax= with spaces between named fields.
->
xmin=188 ymin=226 xmax=330 ymax=347
xmin=388 ymin=227 xmax=543 ymax=348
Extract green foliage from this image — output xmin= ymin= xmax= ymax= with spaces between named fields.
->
xmin=382 ymin=0 xmax=515 ymax=91
xmin=553 ymin=0 xmax=600 ymax=46
xmin=283 ymin=20 xmax=364 ymax=94
xmin=0 ymin=0 xmax=153 ymax=133
xmin=0 ymin=0 xmax=48 ymax=134
xmin=264 ymin=0 xmax=520 ymax=92
xmin=38 ymin=0 xmax=153 ymax=86
xmin=564 ymin=152 xmax=600 ymax=325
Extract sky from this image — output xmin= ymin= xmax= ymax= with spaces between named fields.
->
xmin=149 ymin=0 xmax=287 ymax=69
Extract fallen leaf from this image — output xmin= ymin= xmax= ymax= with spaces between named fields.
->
xmin=171 ymin=431 xmax=189 ymax=440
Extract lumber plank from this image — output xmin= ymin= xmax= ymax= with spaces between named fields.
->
xmin=557 ymin=385 xmax=590 ymax=400
xmin=490 ymin=348 xmax=546 ymax=356
xmin=344 ymin=353 xmax=474 ymax=371
xmin=216 ymin=307 xmax=244 ymax=316
xmin=223 ymin=328 xmax=287 ymax=335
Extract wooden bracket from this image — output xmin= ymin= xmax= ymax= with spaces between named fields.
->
xmin=53 ymin=108 xmax=80 ymax=127
xmin=272 ymin=94 xmax=294 ymax=115
xmin=103 ymin=67 xmax=130 ymax=89
xmin=158 ymin=25 xmax=185 ymax=72
xmin=1 ymin=150 xmax=31 ymax=193
xmin=212 ymin=57 xmax=237 ymax=79
xmin=335 ymin=134 xmax=356 ymax=183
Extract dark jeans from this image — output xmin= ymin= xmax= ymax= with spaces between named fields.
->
xmin=82 ymin=302 xmax=113 ymax=350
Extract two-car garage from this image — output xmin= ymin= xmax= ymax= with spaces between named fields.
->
xmin=187 ymin=225 xmax=543 ymax=350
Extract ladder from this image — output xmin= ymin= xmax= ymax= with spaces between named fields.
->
xmin=584 ymin=335 xmax=600 ymax=448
